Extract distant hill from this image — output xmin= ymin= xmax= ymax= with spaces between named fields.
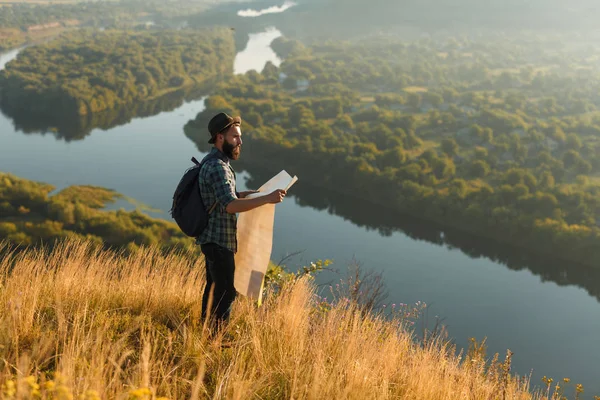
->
xmin=277 ymin=0 xmax=600 ymax=40
xmin=186 ymin=0 xmax=599 ymax=45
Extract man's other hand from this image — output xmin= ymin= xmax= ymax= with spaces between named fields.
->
xmin=266 ymin=189 xmax=287 ymax=204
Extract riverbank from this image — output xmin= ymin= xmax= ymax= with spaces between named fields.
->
xmin=0 ymin=239 xmax=557 ymax=399
xmin=0 ymin=25 xmax=68 ymax=51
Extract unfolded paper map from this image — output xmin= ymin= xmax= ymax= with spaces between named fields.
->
xmin=234 ymin=170 xmax=298 ymax=304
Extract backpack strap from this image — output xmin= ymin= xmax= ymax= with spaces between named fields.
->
xmin=196 ymin=152 xmax=223 ymax=215
xmin=207 ymin=202 xmax=219 ymax=214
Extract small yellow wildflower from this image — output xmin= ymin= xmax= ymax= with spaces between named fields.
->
xmin=576 ymin=383 xmax=584 ymax=393
xmin=1 ymin=380 xmax=16 ymax=398
xmin=541 ymin=376 xmax=555 ymax=387
xmin=55 ymin=385 xmax=74 ymax=400
xmin=25 ymin=375 xmax=41 ymax=397
xmin=563 ymin=378 xmax=570 ymax=383
xmin=43 ymin=373 xmax=73 ymax=400
xmin=128 ymin=387 xmax=152 ymax=400
xmin=83 ymin=390 xmax=102 ymax=400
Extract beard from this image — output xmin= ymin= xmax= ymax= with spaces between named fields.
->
xmin=223 ymin=139 xmax=241 ymax=160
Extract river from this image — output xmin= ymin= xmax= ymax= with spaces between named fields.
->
xmin=238 ymin=1 xmax=296 ymax=17
xmin=1 ymin=17 xmax=599 ymax=397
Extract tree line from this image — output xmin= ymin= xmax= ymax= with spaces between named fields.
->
xmin=0 ymin=28 xmax=235 ymax=116
xmin=185 ymin=34 xmax=600 ymax=267
xmin=0 ymin=0 xmax=213 ymax=51
xmin=0 ymin=0 xmax=209 ymax=30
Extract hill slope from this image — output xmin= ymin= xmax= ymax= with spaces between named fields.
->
xmin=0 ymin=239 xmax=555 ymax=399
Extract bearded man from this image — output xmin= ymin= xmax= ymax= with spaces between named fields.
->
xmin=197 ymin=112 xmax=286 ymax=330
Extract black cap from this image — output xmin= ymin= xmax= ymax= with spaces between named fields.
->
xmin=208 ymin=112 xmax=242 ymax=144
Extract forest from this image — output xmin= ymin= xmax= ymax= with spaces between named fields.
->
xmin=184 ymin=34 xmax=600 ymax=267
xmin=0 ymin=172 xmax=192 ymax=254
xmin=0 ymin=0 xmax=212 ymax=51
xmin=0 ymin=28 xmax=235 ymax=116
xmin=0 ymin=0 xmax=209 ymax=30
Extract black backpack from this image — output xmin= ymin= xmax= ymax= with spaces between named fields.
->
xmin=170 ymin=153 xmax=220 ymax=237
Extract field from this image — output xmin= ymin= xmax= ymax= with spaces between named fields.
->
xmin=0 ymin=239 xmax=573 ymax=399
xmin=402 ymin=86 xmax=428 ymax=93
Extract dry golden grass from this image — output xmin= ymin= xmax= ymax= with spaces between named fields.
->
xmin=0 ymin=239 xmax=552 ymax=399
xmin=0 ymin=28 xmax=20 ymax=38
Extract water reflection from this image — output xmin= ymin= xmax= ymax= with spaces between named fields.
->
xmin=0 ymin=86 xmax=211 ymax=141
xmin=184 ymin=121 xmax=600 ymax=304
xmin=0 ymin=22 xmax=278 ymax=141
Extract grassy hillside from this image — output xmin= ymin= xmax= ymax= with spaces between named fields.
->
xmin=0 ymin=239 xmax=580 ymax=399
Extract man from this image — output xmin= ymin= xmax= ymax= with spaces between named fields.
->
xmin=197 ymin=112 xmax=286 ymax=330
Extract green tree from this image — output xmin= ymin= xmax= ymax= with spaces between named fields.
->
xmin=432 ymin=158 xmax=456 ymax=180
xmin=407 ymin=93 xmax=422 ymax=111
xmin=378 ymin=146 xmax=407 ymax=169
xmin=539 ymin=171 xmax=555 ymax=189
xmin=441 ymin=138 xmax=459 ymax=157
xmin=469 ymin=160 xmax=490 ymax=178
xmin=565 ymin=133 xmax=582 ymax=151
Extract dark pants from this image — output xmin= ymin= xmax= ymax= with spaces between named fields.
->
xmin=200 ymin=243 xmax=237 ymax=330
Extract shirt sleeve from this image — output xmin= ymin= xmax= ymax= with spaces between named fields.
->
xmin=206 ymin=160 xmax=237 ymax=208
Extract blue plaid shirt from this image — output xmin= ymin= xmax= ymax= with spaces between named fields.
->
xmin=196 ymin=148 xmax=238 ymax=253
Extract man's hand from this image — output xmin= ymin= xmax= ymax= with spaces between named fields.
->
xmin=266 ymin=189 xmax=287 ymax=204
xmin=238 ymin=190 xmax=259 ymax=199
xmin=226 ymin=189 xmax=287 ymax=214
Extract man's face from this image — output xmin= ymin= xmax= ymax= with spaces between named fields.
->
xmin=221 ymin=125 xmax=242 ymax=160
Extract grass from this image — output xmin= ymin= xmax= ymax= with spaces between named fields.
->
xmin=0 ymin=239 xmax=583 ymax=399
xmin=402 ymin=86 xmax=428 ymax=94
xmin=0 ymin=28 xmax=20 ymax=38
xmin=0 ymin=25 xmax=78 ymax=51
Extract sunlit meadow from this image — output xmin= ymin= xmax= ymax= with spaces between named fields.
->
xmin=0 ymin=240 xmax=588 ymax=399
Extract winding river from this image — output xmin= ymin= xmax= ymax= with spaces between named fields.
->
xmin=1 ymin=9 xmax=599 ymax=396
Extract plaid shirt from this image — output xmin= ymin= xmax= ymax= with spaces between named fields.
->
xmin=196 ymin=148 xmax=238 ymax=253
